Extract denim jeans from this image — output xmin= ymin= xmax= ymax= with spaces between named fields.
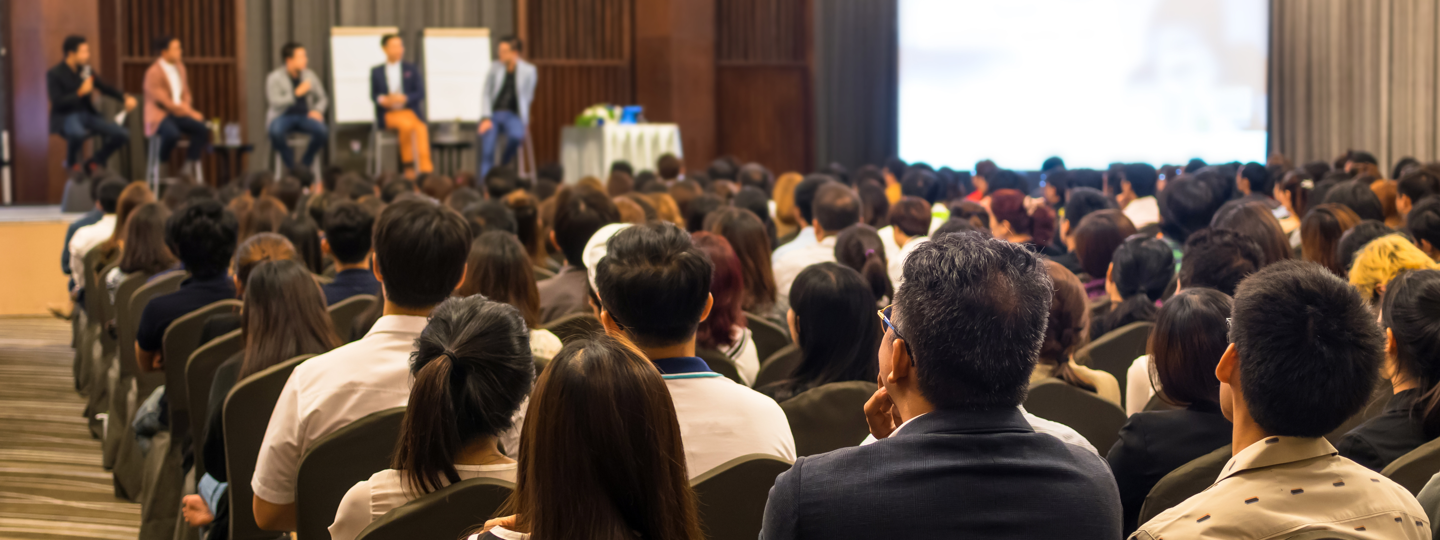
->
xmin=61 ymin=112 xmax=129 ymax=167
xmin=479 ymin=110 xmax=525 ymax=178
xmin=269 ymin=114 xmax=329 ymax=169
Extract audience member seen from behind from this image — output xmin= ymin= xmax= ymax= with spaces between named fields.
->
xmin=594 ymin=222 xmax=795 ymax=477
xmin=990 ymin=188 xmax=1057 ymax=250
xmin=251 ymin=199 xmax=473 ymax=532
xmin=772 ymin=175 xmax=832 ymax=258
xmin=1053 ymin=187 xmax=1114 ymax=276
xmin=1109 ymin=289 xmax=1234 ymax=533
xmin=1349 ymin=235 xmax=1438 ymax=310
xmin=759 ymin=232 xmax=1121 ymax=540
xmin=1407 ymin=197 xmax=1440 ymax=261
xmin=135 ymin=199 xmax=239 ymax=372
xmin=1120 ymin=163 xmax=1161 ymax=228
xmin=1132 ymin=261 xmax=1427 ymax=539
xmin=691 ymin=232 xmax=761 ymax=385
xmin=320 ymin=201 xmax=379 ymax=305
xmin=537 ymin=187 xmax=618 ymax=323
xmin=455 ymin=231 xmax=564 ymax=360
xmin=331 ymin=295 xmax=534 ymax=540
xmin=1156 ymin=174 xmax=1223 ymax=256
xmin=756 ymin=263 xmax=880 ymax=402
xmin=886 ymin=196 xmax=932 ymax=281
xmin=278 ymin=216 xmax=323 ymax=274
xmin=704 ymin=207 xmax=777 ymax=315
xmin=773 ymin=182 xmax=859 ymax=312
xmin=1034 ymin=261 xmax=1120 ymax=405
xmin=1398 ymin=169 xmax=1440 ymax=220
xmin=1175 ymin=228 xmax=1264 ymax=298
xmin=1337 ymin=221 xmax=1400 ymax=274
xmin=105 ymin=202 xmax=178 ymax=300
xmin=1211 ymin=200 xmax=1292 ymax=267
xmin=1301 ymin=203 xmax=1361 ymax=277
xmin=67 ymin=177 xmax=128 ymax=293
xmin=1071 ymin=210 xmax=1137 ymax=298
xmin=473 ymin=335 xmax=702 ymax=540
xmin=1091 ymin=236 xmax=1174 ymax=339
xmin=1325 ymin=180 xmax=1386 ymax=222
xmin=834 ymin=224 xmax=893 ymax=304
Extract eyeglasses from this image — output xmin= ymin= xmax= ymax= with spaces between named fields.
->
xmin=878 ymin=304 xmax=913 ymax=353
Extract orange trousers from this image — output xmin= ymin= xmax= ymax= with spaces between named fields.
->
xmin=384 ymin=109 xmax=433 ymax=174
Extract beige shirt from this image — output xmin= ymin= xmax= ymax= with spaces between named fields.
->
xmin=1132 ymin=436 xmax=1431 ymax=540
xmin=1030 ymin=360 xmax=1122 ymax=407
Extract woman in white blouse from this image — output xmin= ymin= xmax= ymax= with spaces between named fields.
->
xmin=328 ymin=295 xmax=536 ymax=540
xmin=691 ymin=232 xmax=761 ymax=384
xmin=454 ymin=230 xmax=564 ymax=359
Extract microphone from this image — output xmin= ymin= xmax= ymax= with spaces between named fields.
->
xmin=81 ymin=65 xmax=92 ymax=80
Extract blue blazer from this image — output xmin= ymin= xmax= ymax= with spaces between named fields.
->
xmin=760 ymin=408 xmax=1123 ymax=540
xmin=370 ymin=61 xmax=425 ymax=129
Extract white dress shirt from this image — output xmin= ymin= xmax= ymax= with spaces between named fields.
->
xmin=252 ymin=315 xmax=526 ymax=505
xmin=330 ymin=463 xmax=517 ymax=540
xmin=664 ymin=373 xmax=797 ymax=478
xmin=68 ymin=214 xmax=116 ymax=291
xmin=771 ymin=226 xmax=817 ymax=260
xmin=159 ymin=59 xmax=183 ymax=104
xmin=718 ymin=325 xmax=760 ymax=386
xmin=772 ymin=234 xmax=837 ymax=310
xmin=1123 ymin=196 xmax=1160 ymax=229
xmin=380 ymin=62 xmax=402 ymax=105
xmin=1125 ymin=355 xmax=1155 ymax=416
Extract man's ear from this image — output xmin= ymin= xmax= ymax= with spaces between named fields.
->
xmin=320 ymin=238 xmax=332 ymax=256
xmin=453 ymin=263 xmax=470 ymax=294
xmin=372 ymin=257 xmax=385 ymax=283
xmin=599 ymin=309 xmax=623 ymax=337
xmin=1106 ymin=262 xmax=1115 ymax=283
xmin=697 ymin=293 xmax=714 ymax=324
xmin=549 ymin=230 xmax=560 ymax=253
xmin=889 ymin=338 xmax=914 ymax=385
xmin=792 ymin=207 xmax=808 ymax=228
xmin=1216 ymin=343 xmax=1238 ymax=387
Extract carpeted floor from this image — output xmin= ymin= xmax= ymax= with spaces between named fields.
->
xmin=0 ymin=316 xmax=140 ymax=539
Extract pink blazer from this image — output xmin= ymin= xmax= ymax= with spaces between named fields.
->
xmin=143 ymin=59 xmax=194 ymax=136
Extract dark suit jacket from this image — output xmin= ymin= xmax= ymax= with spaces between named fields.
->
xmin=1337 ymin=388 xmax=1429 ymax=472
xmin=369 ymin=61 xmax=425 ymax=129
xmin=47 ymin=62 xmax=125 ymax=133
xmin=760 ymin=408 xmax=1123 ymax=540
xmin=1105 ymin=402 xmax=1232 ymax=535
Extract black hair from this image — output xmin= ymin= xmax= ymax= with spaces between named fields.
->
xmin=1068 ymin=169 xmax=1104 ymax=192
xmin=1231 ymin=260 xmax=1382 ymax=437
xmin=984 ymin=169 xmax=1026 ymax=194
xmin=152 ymin=35 xmax=176 ymax=56
xmin=381 ymin=178 xmax=415 ymax=203
xmin=1400 ymin=169 xmax=1440 ymax=206
xmin=1092 ymin=236 xmax=1174 ymax=338
xmin=323 ymin=201 xmax=375 ymax=265
xmin=1324 ymin=181 xmax=1385 ymax=222
xmin=834 ymin=225 xmax=893 ymax=302
xmin=164 ymin=199 xmax=238 ymax=279
xmin=280 ymin=41 xmax=304 ymax=61
xmin=1179 ymin=228 xmax=1263 ymax=296
xmin=657 ymin=154 xmax=683 ymax=181
xmin=610 ymin=160 xmax=634 ymax=176
xmin=884 ymin=157 xmax=908 ymax=180
xmin=246 ymin=171 xmax=272 ymax=199
xmin=485 ymin=167 xmax=520 ymax=200
xmin=595 ymin=222 xmax=713 ymax=348
xmin=63 ymin=35 xmax=87 ymax=56
xmin=1380 ymin=270 xmax=1440 ymax=438
xmin=462 ymin=200 xmax=519 ymax=237
xmin=1123 ymin=163 xmax=1159 ymax=197
xmin=373 ymin=200 xmax=473 ymax=309
xmin=1338 ymin=220 xmax=1399 ymax=272
xmin=708 ymin=157 xmax=738 ymax=181
xmin=894 ymin=232 xmax=1051 ymax=410
xmin=553 ymin=188 xmax=619 ymax=267
xmin=279 ymin=216 xmax=324 ymax=274
xmin=933 ymin=217 xmax=988 ymax=238
xmin=1149 ymin=288 xmax=1233 ymax=406
xmin=97 ymin=178 xmax=127 ymax=213
xmin=1349 ymin=151 xmax=1379 ymax=166
xmin=381 ymin=34 xmax=400 ymax=47
xmin=812 ymin=183 xmax=860 ymax=233
xmin=1042 ymin=156 xmax=1066 ymax=172
xmin=1409 ymin=198 xmax=1440 ymax=251
xmin=684 ymin=193 xmax=724 ymax=233
xmin=395 ymin=294 xmax=534 ymax=495
xmin=1158 ymin=175 xmax=1222 ymax=244
xmin=899 ymin=169 xmax=937 ymax=204
xmin=1062 ymin=187 xmax=1112 ymax=231
xmin=792 ymin=175 xmax=832 ymax=224
xmin=762 ymin=263 xmax=880 ymax=402
xmin=497 ymin=35 xmax=524 ymax=53
xmin=823 ymin=162 xmax=850 ymax=186
xmin=1393 ymin=157 xmax=1421 ymax=181
xmin=271 ymin=177 xmax=304 ymax=212
xmin=1241 ymin=162 xmax=1274 ymax=197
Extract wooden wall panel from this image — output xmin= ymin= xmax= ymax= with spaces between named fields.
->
xmin=716 ymin=0 xmax=811 ymax=174
xmin=521 ymin=0 xmax=632 ymax=167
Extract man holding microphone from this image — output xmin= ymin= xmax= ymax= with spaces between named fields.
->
xmin=477 ymin=36 xmax=536 ymax=178
xmin=47 ymin=35 xmax=136 ymax=175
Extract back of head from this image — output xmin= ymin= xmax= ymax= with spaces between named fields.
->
xmin=278 ymin=217 xmax=323 ymax=274
xmin=323 ymin=201 xmax=374 ymax=265
xmin=933 ymin=217 xmax=989 ymax=238
xmin=381 ymin=178 xmax=416 ymax=204
xmin=595 ymin=222 xmax=713 ymax=348
xmin=684 ymin=193 xmax=724 ymax=233
xmin=458 ymin=231 xmax=543 ymax=327
xmin=1231 ymin=260 xmax=1382 ymax=437
xmin=708 ymin=157 xmax=738 ymax=181
xmin=1381 ymin=270 xmax=1440 ymax=438
xmin=271 ymin=177 xmax=304 ymax=212
xmin=782 ymin=263 xmax=880 ymax=398
xmin=1371 ymin=178 xmax=1399 ymax=223
xmin=1072 ymin=209 xmax=1137 ymax=279
xmin=120 ymin=203 xmax=178 ymax=275
xmin=239 ymin=258 xmax=339 ymax=379
xmin=668 ymin=181 xmax=702 ymax=217
xmin=984 ymin=169 xmax=1026 ymax=195
xmin=110 ymin=182 xmax=156 ymax=245
xmin=373 ymin=200 xmax=473 ymax=309
xmin=737 ymin=163 xmax=773 ymax=194
xmin=888 ymin=196 xmax=933 ymax=238
xmin=772 ymin=172 xmax=804 ymax=226
xmin=690 ymin=232 xmax=743 ymax=351
xmin=1063 ymin=187 xmax=1112 ymax=231
xmin=462 ymin=200 xmax=519 ymax=237
xmin=241 ymin=196 xmax=289 ymax=239
xmin=1337 ymin=220 xmax=1398 ymax=273
xmin=232 ymin=232 xmax=298 ymax=291
xmin=400 ymin=295 xmax=534 ymax=495
xmin=792 ymin=175 xmax=832 ymax=225
xmin=1185 ymin=159 xmax=1208 ymax=173
xmin=166 ymin=199 xmax=238 ymax=279
xmin=607 ymin=171 xmax=635 ymax=197
xmin=1278 ymin=169 xmax=1315 ymax=217
xmin=554 ymin=187 xmax=620 ymax=267
xmin=657 ymin=154 xmax=682 ymax=181
xmin=610 ymin=160 xmax=634 ymax=176
xmin=1149 ymin=288 xmax=1232 ymax=406
xmin=900 ymin=169 xmax=937 ymax=203
xmin=1179 ymin=228 xmax=1263 ymax=296
xmin=990 ymin=189 xmax=1056 ymax=245
xmin=1111 ymin=235 xmax=1175 ymax=301
xmin=812 ymin=183 xmax=860 ymax=233
xmin=1039 ymin=260 xmax=1091 ymax=378
xmin=895 ymin=232 xmax=1052 ymax=410
xmin=1407 ymin=197 xmax=1440 ymax=251
xmin=485 ymin=167 xmax=520 ymax=200
xmin=1158 ymin=175 xmax=1222 ymax=244
xmin=1068 ymin=169 xmax=1105 ymax=192
xmin=732 ymin=186 xmax=772 ymax=227
xmin=246 ymin=172 xmax=272 ymax=200
xmin=1241 ymin=162 xmax=1273 ymax=196
xmin=1301 ymin=203 xmax=1361 ymax=277
xmin=704 ymin=207 xmax=776 ymax=313
xmin=1211 ymin=200 xmax=1291 ymax=266
xmin=1399 ymin=169 xmax=1440 ymax=206
xmin=1123 ymin=163 xmax=1159 ymax=197
xmin=857 ymin=181 xmax=890 ymax=228
xmin=834 ymin=224 xmax=893 ymax=302
xmin=515 ymin=334 xmax=698 ymax=540
xmin=973 ymin=159 xmax=997 ymax=180
xmin=1349 ymin=235 xmax=1438 ymax=304
xmin=420 ymin=174 xmax=456 ymax=202
xmin=97 ymin=178 xmax=128 ymax=213
xmin=1324 ymin=181 xmax=1385 ymax=221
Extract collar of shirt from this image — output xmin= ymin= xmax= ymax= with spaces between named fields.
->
xmin=889 ymin=412 xmax=927 ymax=437
xmin=1217 ymin=435 xmax=1338 ymax=484
xmin=364 ymin=314 xmax=429 ymax=339
xmin=652 ymin=356 xmax=721 ymax=380
xmin=333 ymin=268 xmax=374 ymax=282
xmin=180 ymin=273 xmax=236 ymax=292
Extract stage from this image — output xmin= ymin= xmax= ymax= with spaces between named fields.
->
xmin=0 ymin=207 xmax=83 ymax=316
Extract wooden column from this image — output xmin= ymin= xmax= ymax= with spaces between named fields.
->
xmin=9 ymin=0 xmax=101 ymax=203
xmin=633 ymin=0 xmax=715 ymax=173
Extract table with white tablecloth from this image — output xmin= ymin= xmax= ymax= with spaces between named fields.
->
xmin=560 ymin=124 xmax=683 ymax=184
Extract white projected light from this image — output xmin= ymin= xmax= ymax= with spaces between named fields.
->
xmin=898 ymin=0 xmax=1268 ymax=171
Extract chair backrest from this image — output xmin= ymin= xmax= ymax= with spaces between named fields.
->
xmin=1137 ymin=444 xmax=1231 ymax=526
xmin=1073 ymin=321 xmax=1153 ymax=404
xmin=81 ymin=245 xmax=115 ymax=324
xmin=112 ymin=272 xmax=149 ymax=378
xmin=97 ymin=262 xmax=120 ymax=326
xmin=327 ymin=294 xmax=377 ymax=344
xmin=1087 ymin=296 xmax=1111 ymax=323
xmin=779 ymin=381 xmax=873 ymax=456
xmin=121 ymin=271 xmax=186 ymax=379
xmin=163 ymin=299 xmax=242 ymax=443
xmin=697 ymin=347 xmax=745 ymax=385
xmin=1023 ymin=378 xmax=1128 ymax=452
xmin=744 ymin=312 xmax=791 ymax=364
xmin=753 ymin=344 xmax=801 ymax=389
xmin=186 ymin=328 xmax=243 ymax=479
xmin=354 ymin=477 xmax=516 ymax=540
xmin=296 ymin=407 xmax=407 ymax=540
xmin=543 ymin=312 xmax=603 ymax=344
xmin=691 ymin=453 xmax=793 ymax=540
xmin=533 ymin=266 xmax=555 ymax=281
xmin=225 ymin=354 xmax=314 ymax=540
xmin=1383 ymin=436 xmax=1440 ymax=495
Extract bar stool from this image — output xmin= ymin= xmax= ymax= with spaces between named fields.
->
xmin=273 ymin=133 xmax=324 ymax=180
xmin=370 ymin=119 xmax=420 ymax=177
xmin=146 ymin=136 xmax=203 ymax=192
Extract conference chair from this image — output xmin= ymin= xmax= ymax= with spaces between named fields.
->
xmin=753 ymin=344 xmax=800 ymax=389
xmin=273 ymin=133 xmax=324 ymax=180
xmin=1137 ymin=444 xmax=1231 ymax=526
xmin=370 ymin=119 xmax=422 ymax=177
xmin=543 ymin=312 xmax=603 ymax=344
xmin=691 ymin=454 xmax=793 ymax=540
xmin=779 ymin=381 xmax=874 ymax=456
xmin=533 ymin=266 xmax=555 ymax=281
xmin=84 ymin=261 xmax=123 ymax=438
xmin=104 ymin=271 xmax=149 ymax=469
xmin=76 ymin=245 xmax=116 ymax=394
xmin=296 ymin=407 xmax=406 ymax=540
xmin=1325 ymin=382 xmax=1394 ymax=443
xmin=354 ymin=477 xmax=515 ymax=540
xmin=185 ymin=328 xmax=242 ymax=479
xmin=224 ymin=353 xmax=314 ymax=540
xmin=697 ymin=347 xmax=745 ymax=385
xmin=745 ymin=312 xmax=791 ymax=364
xmin=163 ymin=300 xmax=242 ymax=445
xmin=1073 ymin=321 xmax=1153 ymax=405
xmin=1087 ymin=296 xmax=1111 ymax=323
xmin=111 ymin=271 xmax=185 ymax=500
xmin=1384 ymin=438 xmax=1440 ymax=495
xmin=1024 ymin=378 xmax=1128 ymax=452
xmin=327 ymin=294 xmax=378 ymax=344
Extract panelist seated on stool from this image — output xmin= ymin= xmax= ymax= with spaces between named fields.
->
xmin=370 ymin=33 xmax=432 ymax=177
xmin=266 ymin=41 xmax=329 ymax=173
xmin=477 ymin=36 xmax=536 ymax=178
xmin=144 ymin=35 xmax=210 ymax=171
xmin=48 ymin=35 xmax=136 ymax=175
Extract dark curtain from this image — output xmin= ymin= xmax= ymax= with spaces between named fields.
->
xmin=813 ymin=0 xmax=898 ymax=171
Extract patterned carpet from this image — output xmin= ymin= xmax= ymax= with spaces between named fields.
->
xmin=0 ymin=316 xmax=140 ymax=539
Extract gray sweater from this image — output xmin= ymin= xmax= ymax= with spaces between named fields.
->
xmin=265 ymin=67 xmax=328 ymax=125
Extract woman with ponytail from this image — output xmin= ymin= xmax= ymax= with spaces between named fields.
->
xmin=1337 ymin=269 xmax=1440 ymax=472
xmin=835 ymin=224 xmax=894 ymax=304
xmin=329 ymin=295 xmax=534 ymax=540
xmin=1090 ymin=236 xmax=1175 ymax=339
xmin=1034 ymin=260 xmax=1120 ymax=405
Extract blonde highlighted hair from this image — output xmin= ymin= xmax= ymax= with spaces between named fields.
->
xmin=1349 ymin=234 xmax=1438 ymax=303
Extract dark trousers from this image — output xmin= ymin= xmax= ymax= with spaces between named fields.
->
xmin=478 ymin=110 xmax=525 ymax=177
xmin=157 ymin=115 xmax=210 ymax=161
xmin=62 ymin=112 xmax=130 ymax=168
xmin=268 ymin=114 xmax=328 ymax=169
